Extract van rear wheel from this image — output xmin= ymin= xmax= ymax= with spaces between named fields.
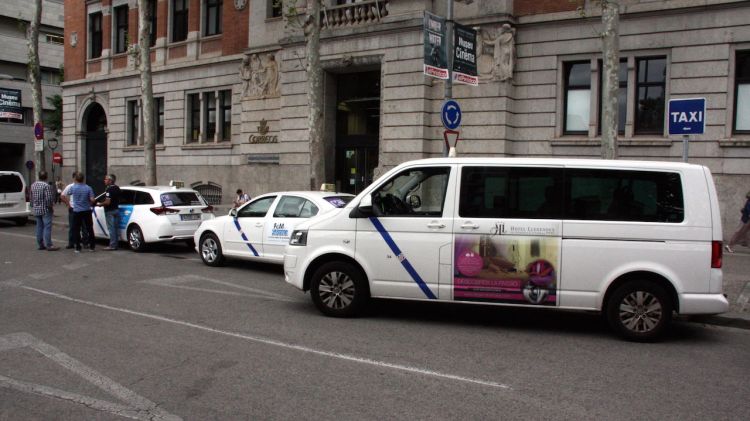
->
xmin=310 ymin=261 xmax=369 ymax=317
xmin=14 ymin=217 xmax=28 ymax=226
xmin=606 ymin=281 xmax=672 ymax=342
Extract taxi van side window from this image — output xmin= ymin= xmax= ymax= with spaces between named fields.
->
xmin=565 ymin=169 xmax=684 ymax=222
xmin=459 ymin=167 xmax=563 ymax=219
xmin=372 ymin=167 xmax=450 ymax=217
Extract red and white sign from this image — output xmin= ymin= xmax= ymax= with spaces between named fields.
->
xmin=52 ymin=152 xmax=63 ymax=165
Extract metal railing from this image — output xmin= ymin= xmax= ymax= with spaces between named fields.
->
xmin=322 ymin=0 xmax=389 ymax=29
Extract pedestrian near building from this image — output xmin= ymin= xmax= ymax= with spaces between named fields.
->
xmin=725 ymin=190 xmax=750 ymax=253
xmin=96 ymin=174 xmax=121 ymax=251
xmin=233 ymin=189 xmax=250 ymax=208
xmin=55 ymin=177 xmax=64 ymax=204
xmin=30 ymin=171 xmax=59 ymax=251
xmin=68 ymin=172 xmax=96 ymax=252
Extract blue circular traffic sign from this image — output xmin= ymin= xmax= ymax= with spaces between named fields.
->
xmin=34 ymin=122 xmax=43 ymax=140
xmin=441 ymin=100 xmax=462 ymax=130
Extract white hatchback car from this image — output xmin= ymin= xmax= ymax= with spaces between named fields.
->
xmin=195 ymin=191 xmax=354 ymax=266
xmin=92 ymin=186 xmax=214 ymax=251
xmin=0 ymin=171 xmax=29 ymax=226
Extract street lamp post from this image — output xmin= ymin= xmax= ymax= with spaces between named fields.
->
xmin=47 ymin=138 xmax=58 ymax=186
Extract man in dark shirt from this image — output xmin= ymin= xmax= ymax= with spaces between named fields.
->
xmin=97 ymin=174 xmax=121 ymax=250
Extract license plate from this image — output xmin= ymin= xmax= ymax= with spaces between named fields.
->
xmin=180 ymin=214 xmax=201 ymax=221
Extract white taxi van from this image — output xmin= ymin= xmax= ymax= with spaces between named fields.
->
xmin=284 ymin=158 xmax=728 ymax=341
xmin=92 ymin=186 xmax=214 ymax=251
xmin=0 ymin=171 xmax=29 ymax=226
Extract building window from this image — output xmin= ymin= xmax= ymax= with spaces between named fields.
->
xmin=634 ymin=56 xmax=666 ymax=135
xmin=188 ymin=93 xmax=200 ymax=142
xmin=598 ymin=60 xmax=627 ymax=135
xmin=45 ymin=33 xmax=64 ymax=45
xmin=89 ymin=12 xmax=103 ymax=58
xmin=128 ymin=100 xmax=139 ymax=146
xmin=127 ymin=98 xmax=165 ymax=146
xmin=148 ymin=0 xmax=158 ymax=47
xmin=186 ymin=89 xmax=232 ymax=143
xmin=564 ymin=62 xmax=591 ymax=134
xmin=41 ymin=70 xmax=61 ymax=85
xmin=220 ymin=90 xmax=231 ymax=141
xmin=734 ymin=50 xmax=750 ymax=134
xmin=114 ymin=5 xmax=129 ymax=54
xmin=172 ymin=0 xmax=189 ymax=42
xmin=269 ymin=0 xmax=282 ymax=18
xmin=204 ymin=0 xmax=222 ymax=36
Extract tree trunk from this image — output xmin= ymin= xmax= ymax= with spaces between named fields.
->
xmin=601 ymin=1 xmax=619 ymax=160
xmin=138 ymin=0 xmax=157 ymax=185
xmin=305 ymin=0 xmax=325 ymax=190
xmin=28 ymin=0 xmax=44 ymax=177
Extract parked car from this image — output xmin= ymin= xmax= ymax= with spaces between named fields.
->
xmin=284 ymin=157 xmax=728 ymax=342
xmin=92 ymin=186 xmax=214 ymax=251
xmin=195 ymin=191 xmax=355 ymax=266
xmin=0 ymin=171 xmax=29 ymax=226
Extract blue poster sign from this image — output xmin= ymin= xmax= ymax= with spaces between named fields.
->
xmin=441 ymin=100 xmax=462 ymax=130
xmin=668 ymin=98 xmax=706 ymax=135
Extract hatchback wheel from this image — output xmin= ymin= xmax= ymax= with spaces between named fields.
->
xmin=310 ymin=261 xmax=369 ymax=317
xmin=606 ymin=280 xmax=672 ymax=342
xmin=14 ymin=217 xmax=28 ymax=226
xmin=127 ymin=225 xmax=147 ymax=252
xmin=200 ymin=233 xmax=225 ymax=266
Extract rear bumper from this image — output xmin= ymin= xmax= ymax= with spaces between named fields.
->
xmin=0 ymin=210 xmax=30 ymax=219
xmin=680 ymin=293 xmax=729 ymax=315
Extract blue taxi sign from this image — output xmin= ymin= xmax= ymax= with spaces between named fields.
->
xmin=668 ymin=98 xmax=705 ymax=135
xmin=441 ymin=100 xmax=462 ymax=130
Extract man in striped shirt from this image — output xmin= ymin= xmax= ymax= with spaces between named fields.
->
xmin=30 ymin=171 xmax=59 ymax=251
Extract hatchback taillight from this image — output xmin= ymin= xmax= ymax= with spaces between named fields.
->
xmin=711 ymin=241 xmax=722 ymax=269
xmin=25 ymin=186 xmax=30 ymax=202
xmin=201 ymin=205 xmax=214 ymax=213
xmin=150 ymin=206 xmax=180 ymax=215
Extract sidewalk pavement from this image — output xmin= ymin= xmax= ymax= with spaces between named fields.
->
xmin=34 ymin=201 xmax=750 ymax=329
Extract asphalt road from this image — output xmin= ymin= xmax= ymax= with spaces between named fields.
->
xmin=1 ymin=221 xmax=748 ymax=420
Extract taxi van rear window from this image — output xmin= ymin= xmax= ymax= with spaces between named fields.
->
xmin=161 ymin=192 xmax=203 ymax=207
xmin=0 ymin=174 xmax=23 ymax=193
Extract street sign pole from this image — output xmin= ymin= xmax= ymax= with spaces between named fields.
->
xmin=683 ymin=135 xmax=689 ymax=163
xmin=443 ymin=0 xmax=454 ymax=157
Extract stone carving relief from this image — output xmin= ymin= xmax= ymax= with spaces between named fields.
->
xmin=476 ymin=24 xmax=516 ymax=82
xmin=240 ymin=52 xmax=280 ymax=99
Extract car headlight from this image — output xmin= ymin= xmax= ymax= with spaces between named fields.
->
xmin=289 ymin=230 xmax=308 ymax=246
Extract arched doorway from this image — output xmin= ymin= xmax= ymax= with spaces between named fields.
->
xmin=83 ymin=103 xmax=108 ymax=194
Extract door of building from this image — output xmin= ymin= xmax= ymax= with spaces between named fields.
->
xmin=335 ymin=71 xmax=380 ymax=194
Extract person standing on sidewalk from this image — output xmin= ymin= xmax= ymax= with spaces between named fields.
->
xmin=30 ymin=171 xmax=59 ymax=251
xmin=726 ymin=190 xmax=750 ymax=253
xmin=68 ymin=172 xmax=96 ymax=253
xmin=96 ymin=174 xmax=121 ymax=251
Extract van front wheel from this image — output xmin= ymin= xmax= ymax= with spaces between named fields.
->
xmin=606 ymin=281 xmax=672 ymax=342
xmin=310 ymin=262 xmax=368 ymax=317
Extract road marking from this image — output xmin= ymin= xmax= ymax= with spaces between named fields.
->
xmin=140 ymin=275 xmax=293 ymax=302
xmin=63 ymin=262 xmax=89 ymax=271
xmin=0 ymin=332 xmax=181 ymax=421
xmin=0 ymin=231 xmax=66 ymax=244
xmin=20 ymin=286 xmax=511 ymax=390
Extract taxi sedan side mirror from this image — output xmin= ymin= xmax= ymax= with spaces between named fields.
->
xmin=349 ymin=194 xmax=373 ymax=218
xmin=229 ymin=208 xmax=238 ymax=218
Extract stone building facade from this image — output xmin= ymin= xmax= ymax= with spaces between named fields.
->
xmin=62 ymin=0 xmax=749 ymax=232
xmin=1 ymin=0 xmax=64 ymax=183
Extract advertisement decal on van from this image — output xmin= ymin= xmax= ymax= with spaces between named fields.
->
xmin=454 ymin=234 xmax=560 ymax=306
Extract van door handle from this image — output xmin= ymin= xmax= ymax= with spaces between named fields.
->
xmin=255 ymin=223 xmax=263 ymax=227
xmin=427 ymin=222 xmax=446 ymax=229
xmin=460 ymin=222 xmax=479 ymax=230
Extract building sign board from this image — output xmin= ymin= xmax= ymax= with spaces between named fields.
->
xmin=247 ymin=154 xmax=280 ymax=165
xmin=0 ymin=88 xmax=23 ymax=121
xmin=452 ymin=23 xmax=478 ymax=86
xmin=248 ymin=119 xmax=278 ymax=144
xmin=423 ymin=12 xmax=448 ymax=79
xmin=668 ymin=98 xmax=706 ymax=135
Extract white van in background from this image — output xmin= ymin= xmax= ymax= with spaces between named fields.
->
xmin=0 ymin=171 xmax=29 ymax=226
xmin=284 ymin=158 xmax=728 ymax=341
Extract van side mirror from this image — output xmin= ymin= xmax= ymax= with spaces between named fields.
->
xmin=229 ymin=208 xmax=237 ymax=218
xmin=349 ymin=194 xmax=374 ymax=218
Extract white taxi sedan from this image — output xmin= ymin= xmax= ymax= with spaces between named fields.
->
xmin=93 ymin=186 xmax=215 ymax=251
xmin=194 ymin=191 xmax=354 ymax=266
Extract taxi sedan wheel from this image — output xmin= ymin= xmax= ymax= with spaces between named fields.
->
xmin=127 ymin=225 xmax=147 ymax=252
xmin=310 ymin=261 xmax=369 ymax=317
xmin=200 ymin=233 xmax=225 ymax=266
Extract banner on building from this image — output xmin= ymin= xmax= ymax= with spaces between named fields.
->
xmin=423 ymin=11 xmax=448 ymax=79
xmin=0 ymin=88 xmax=23 ymax=121
xmin=452 ymin=23 xmax=478 ymax=86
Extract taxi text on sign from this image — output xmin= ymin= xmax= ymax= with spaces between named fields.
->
xmin=668 ymin=98 xmax=706 ymax=135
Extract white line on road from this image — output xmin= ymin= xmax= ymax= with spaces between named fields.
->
xmin=0 ymin=230 xmax=66 ymax=244
xmin=140 ymin=275 xmax=294 ymax=302
xmin=20 ymin=286 xmax=511 ymax=390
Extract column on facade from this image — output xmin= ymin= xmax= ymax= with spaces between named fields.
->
xmin=187 ymin=0 xmax=201 ymax=59
xmin=214 ymin=90 xmax=221 ymax=143
xmin=101 ymin=1 xmax=112 ymax=74
xmin=199 ymin=92 xmax=206 ymax=143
